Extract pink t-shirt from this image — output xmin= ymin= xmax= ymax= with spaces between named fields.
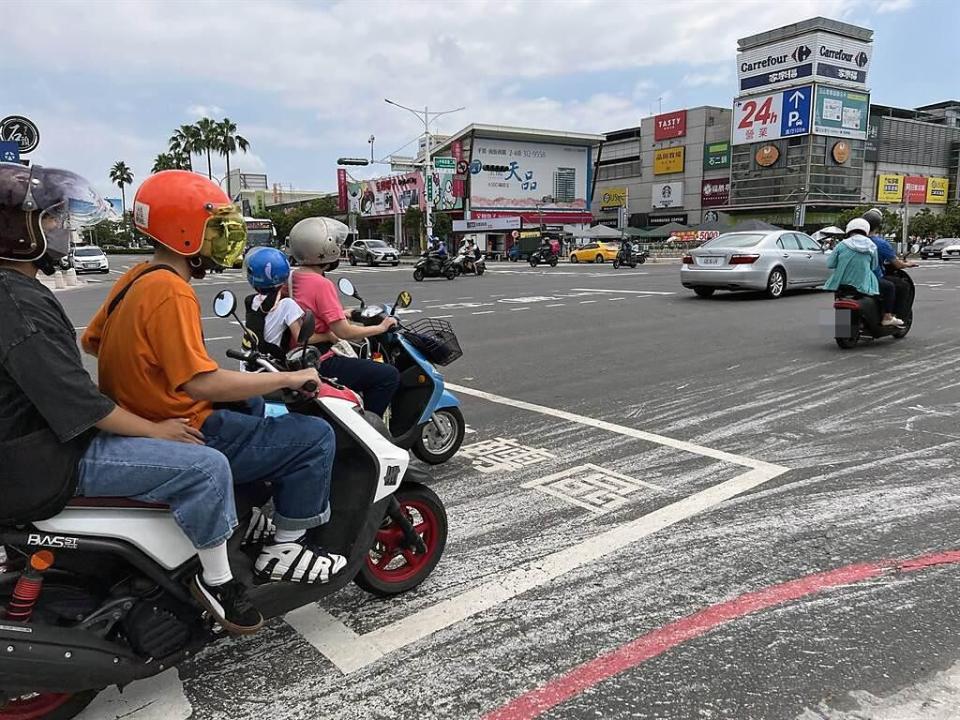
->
xmin=291 ymin=271 xmax=346 ymax=334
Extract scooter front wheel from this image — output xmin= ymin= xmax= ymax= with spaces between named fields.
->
xmin=413 ymin=268 xmax=425 ymax=282
xmin=354 ymin=482 xmax=447 ymax=597
xmin=0 ymin=689 xmax=98 ymax=720
xmin=413 ymin=406 xmax=465 ymax=464
xmin=613 ymin=259 xmax=620 ymax=269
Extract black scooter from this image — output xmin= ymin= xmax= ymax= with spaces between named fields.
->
xmin=528 ymin=246 xmax=558 ymax=267
xmin=832 ymin=269 xmax=915 ymax=349
xmin=413 ymin=251 xmax=456 ymax=281
xmin=612 ymin=245 xmax=648 ymax=269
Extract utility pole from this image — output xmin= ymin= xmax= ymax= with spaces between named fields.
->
xmin=384 ymin=99 xmax=465 ymax=247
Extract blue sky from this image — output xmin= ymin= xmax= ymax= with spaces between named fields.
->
xmin=3 ymin=0 xmax=954 ymax=201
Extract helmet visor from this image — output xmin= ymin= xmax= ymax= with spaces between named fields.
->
xmin=34 ymin=170 xmax=117 ymax=259
xmin=202 ymin=204 xmax=247 ymax=268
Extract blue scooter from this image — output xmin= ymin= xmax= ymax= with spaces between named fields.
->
xmin=337 ymin=277 xmax=465 ymax=464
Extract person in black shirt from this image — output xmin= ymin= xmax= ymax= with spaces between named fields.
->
xmin=0 ymin=163 xmax=262 ymax=634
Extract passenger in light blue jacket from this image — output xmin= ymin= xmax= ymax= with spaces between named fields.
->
xmin=824 ymin=218 xmax=903 ymax=326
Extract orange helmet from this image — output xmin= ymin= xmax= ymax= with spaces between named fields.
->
xmin=132 ymin=170 xmax=246 ymax=268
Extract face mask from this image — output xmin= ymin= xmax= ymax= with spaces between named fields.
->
xmin=201 ymin=205 xmax=247 ymax=268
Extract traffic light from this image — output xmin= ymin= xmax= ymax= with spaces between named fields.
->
xmin=337 ymin=157 xmax=369 ymax=166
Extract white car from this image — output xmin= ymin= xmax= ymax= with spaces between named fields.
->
xmin=71 ymin=245 xmax=110 ymax=274
xmin=939 ymin=239 xmax=960 ymax=261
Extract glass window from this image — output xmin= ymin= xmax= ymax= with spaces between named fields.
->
xmin=704 ymin=233 xmax=765 ymax=248
xmin=795 ymin=234 xmax=822 ymax=251
xmin=73 ymin=247 xmax=104 ymax=257
xmin=776 ymin=234 xmax=801 ymax=250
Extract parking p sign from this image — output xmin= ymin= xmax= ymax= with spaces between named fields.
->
xmin=732 ymin=85 xmax=811 ymax=145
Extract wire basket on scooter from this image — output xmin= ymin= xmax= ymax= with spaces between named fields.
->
xmin=403 ymin=318 xmax=463 ymax=366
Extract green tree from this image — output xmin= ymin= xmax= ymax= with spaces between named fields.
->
xmin=169 ymin=124 xmax=200 ymax=171
xmin=108 ymin=161 xmax=134 ymax=215
xmin=254 ymin=196 xmax=341 ymax=243
xmin=195 ymin=117 xmax=220 ymax=179
xmin=405 ymin=205 xmax=424 ymax=250
xmin=909 ymin=208 xmax=940 ymax=239
xmin=432 ymin=212 xmax=452 ymax=242
xmin=216 ymin=118 xmax=249 ymax=198
xmin=939 ymin=203 xmax=960 ymax=237
xmin=835 ymin=205 xmax=901 ymax=238
xmin=151 ymin=153 xmax=178 ymax=173
xmin=377 ymin=218 xmax=395 ymax=240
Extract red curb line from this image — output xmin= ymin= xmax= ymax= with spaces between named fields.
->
xmin=483 ymin=550 xmax=960 ymax=720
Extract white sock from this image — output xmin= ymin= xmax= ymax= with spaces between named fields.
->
xmin=198 ymin=543 xmax=233 ymax=586
xmin=273 ymin=528 xmax=306 ymax=544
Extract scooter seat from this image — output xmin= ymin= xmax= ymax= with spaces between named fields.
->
xmin=67 ymin=497 xmax=170 ymax=510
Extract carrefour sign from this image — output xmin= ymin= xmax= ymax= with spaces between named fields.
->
xmin=737 ymin=31 xmax=872 ymax=92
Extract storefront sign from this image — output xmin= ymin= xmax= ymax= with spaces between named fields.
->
xmin=813 ymin=86 xmax=870 ymax=140
xmin=336 ymin=169 xmax=348 ymax=211
xmin=599 ymin=187 xmax=627 ymax=210
xmin=653 ymin=147 xmax=685 ymax=175
xmin=654 ymin=110 xmax=687 ymax=141
xmin=876 ymin=174 xmax=903 ymax=203
xmin=904 ymin=176 xmax=927 ymax=204
xmin=703 ymin=142 xmax=730 ymax=169
xmin=831 ymin=140 xmax=851 ymax=164
xmin=451 ymin=140 xmax=466 ymax=198
xmin=926 ymin=177 xmax=949 ymax=205
xmin=453 ymin=217 xmax=522 ymax=232
xmin=652 ymin=182 xmax=683 ymax=209
xmin=469 ymin=138 xmax=590 ymax=212
xmin=755 ymin=144 xmax=780 ymax=167
xmin=701 ymin=178 xmax=730 ymax=207
xmin=737 ymin=31 xmax=872 ymax=93
xmin=648 ymin=213 xmax=688 ymax=227
xmin=0 ymin=115 xmax=40 ymax=154
xmin=731 ymin=85 xmax=811 ymax=145
xmin=865 ymin=115 xmax=882 ymax=162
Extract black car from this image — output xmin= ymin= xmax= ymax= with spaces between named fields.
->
xmin=923 ymin=238 xmax=959 ymax=260
xmin=347 ymin=239 xmax=400 ymax=267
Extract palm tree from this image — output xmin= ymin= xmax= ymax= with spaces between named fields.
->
xmin=195 ymin=117 xmax=220 ymax=180
xmin=216 ymin=118 xmax=250 ymax=199
xmin=109 ymin=161 xmax=134 ymax=214
xmin=169 ymin=124 xmax=200 ymax=171
xmin=151 ymin=153 xmax=179 ymax=173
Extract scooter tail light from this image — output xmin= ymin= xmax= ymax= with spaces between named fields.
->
xmin=682 ymin=255 xmax=693 ymax=264
xmin=833 ymin=299 xmax=861 ymax=310
xmin=729 ymin=254 xmax=760 ymax=264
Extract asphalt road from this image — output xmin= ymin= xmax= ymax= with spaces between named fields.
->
xmin=53 ymin=256 xmax=960 ymax=719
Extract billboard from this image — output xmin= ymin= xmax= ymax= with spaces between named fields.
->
xmin=703 ymin=142 xmax=730 ymax=169
xmin=469 ymin=138 xmax=590 ymax=212
xmin=599 ymin=187 xmax=627 ymax=210
xmin=904 ymin=176 xmax=927 ymax=204
xmin=865 ymin=116 xmax=882 ymax=162
xmin=927 ymin=177 xmax=949 ymax=205
xmin=876 ymin=174 xmax=903 ymax=203
xmin=701 ymin=178 xmax=730 ymax=207
xmin=813 ymin=86 xmax=869 ymax=140
xmin=347 ymin=172 xmax=423 ymax=218
xmin=737 ymin=31 xmax=872 ymax=93
xmin=652 ymin=182 xmax=683 ymax=209
xmin=654 ymin=110 xmax=687 ymax=141
xmin=653 ymin=147 xmax=685 ymax=175
xmin=453 ymin=217 xmax=521 ymax=232
xmin=732 ymin=85 xmax=812 ymax=145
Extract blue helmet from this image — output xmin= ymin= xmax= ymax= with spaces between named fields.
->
xmin=244 ymin=247 xmax=290 ymax=291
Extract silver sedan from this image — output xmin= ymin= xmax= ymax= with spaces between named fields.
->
xmin=680 ymin=230 xmax=831 ymax=299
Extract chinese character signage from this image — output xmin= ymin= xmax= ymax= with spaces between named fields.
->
xmin=731 ymin=85 xmax=811 ymax=146
xmin=904 ymin=176 xmax=927 ymax=204
xmin=876 ymin=174 xmax=903 ymax=203
xmin=469 ymin=138 xmax=590 ymax=212
xmin=652 ymin=182 xmax=683 ymax=209
xmin=813 ymin=86 xmax=870 ymax=140
xmin=926 ymin=177 xmax=949 ymax=205
xmin=865 ymin=115 xmax=882 ymax=162
xmin=703 ymin=142 xmax=730 ymax=169
xmin=737 ymin=31 xmax=872 ymax=93
xmin=336 ymin=168 xmax=348 ymax=212
xmin=599 ymin=187 xmax=627 ymax=210
xmin=654 ymin=110 xmax=687 ymax=141
xmin=701 ymin=178 xmax=730 ymax=207
xmin=653 ymin=147 xmax=685 ymax=175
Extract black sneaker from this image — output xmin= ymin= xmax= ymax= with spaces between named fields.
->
xmin=190 ymin=575 xmax=264 ymax=635
xmin=254 ymin=538 xmax=347 ymax=584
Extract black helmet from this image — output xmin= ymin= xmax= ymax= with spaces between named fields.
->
xmin=0 ymin=163 xmax=113 ymax=274
xmin=862 ymin=207 xmax=884 ymax=234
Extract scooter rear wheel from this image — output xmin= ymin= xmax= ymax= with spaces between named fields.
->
xmin=354 ymin=482 xmax=447 ymax=597
xmin=0 ymin=689 xmax=98 ymax=720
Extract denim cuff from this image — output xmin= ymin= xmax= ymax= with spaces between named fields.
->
xmin=273 ymin=502 xmax=330 ymax=531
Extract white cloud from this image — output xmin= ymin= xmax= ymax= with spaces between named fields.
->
xmin=876 ymin=0 xmax=913 ymax=12
xmin=682 ymin=69 xmax=733 ymax=87
xmin=186 ymin=104 xmax=225 ymax=119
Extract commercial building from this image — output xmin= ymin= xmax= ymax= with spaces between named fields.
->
xmin=228 ymin=170 xmax=334 ymax=215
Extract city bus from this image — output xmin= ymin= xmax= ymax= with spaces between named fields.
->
xmin=230 ymin=217 xmax=277 ymax=267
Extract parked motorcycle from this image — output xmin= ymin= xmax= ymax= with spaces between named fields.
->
xmin=338 ymin=278 xmax=466 ymax=464
xmin=413 ymin=251 xmax=456 ymax=281
xmin=528 ymin=247 xmax=558 ymax=267
xmin=452 ymin=252 xmax=486 ymax=276
xmin=0 ymin=295 xmax=447 ymax=718
xmin=832 ymin=269 xmax=915 ymax=349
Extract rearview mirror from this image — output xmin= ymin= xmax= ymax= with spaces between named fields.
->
xmin=395 ymin=290 xmax=412 ymax=309
xmin=213 ymin=290 xmax=237 ymax=318
xmin=337 ymin=277 xmax=357 ymax=298
xmin=298 ymin=311 xmax=316 ymax=345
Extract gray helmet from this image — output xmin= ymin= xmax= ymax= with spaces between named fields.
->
xmin=0 ymin=163 xmax=113 ymax=272
xmin=288 ymin=217 xmax=349 ymax=266
xmin=862 ymin=208 xmax=884 ymax=234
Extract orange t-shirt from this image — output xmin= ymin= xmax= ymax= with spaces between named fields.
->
xmin=81 ymin=264 xmax=218 ymax=429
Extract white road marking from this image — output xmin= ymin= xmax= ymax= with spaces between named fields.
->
xmin=296 ymin=384 xmax=788 ymax=674
xmin=546 ymin=303 xmax=566 ymax=307
xmin=77 ymin=668 xmax=190 ymax=720
xmin=609 ymin=297 xmax=626 ymax=301
xmin=571 ymin=287 xmax=676 ymax=295
xmin=510 ymin=307 xmax=530 ymax=311
xmin=471 ymin=310 xmax=495 ymax=315
xmin=431 ymin=314 xmax=454 ymax=319
xmin=205 ymin=335 xmax=233 ymax=341
xmin=580 ymin=300 xmax=597 ymax=304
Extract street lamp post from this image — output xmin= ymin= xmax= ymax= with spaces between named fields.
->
xmin=384 ymin=99 xmax=465 ymax=245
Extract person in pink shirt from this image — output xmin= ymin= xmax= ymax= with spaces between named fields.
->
xmin=287 ymin=218 xmax=399 ymax=416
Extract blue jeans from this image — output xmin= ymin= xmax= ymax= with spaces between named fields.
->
xmin=201 ymin=409 xmax=334 ymax=531
xmin=320 ymin=355 xmax=399 ymax=416
xmin=76 ymin=433 xmax=236 ymax=550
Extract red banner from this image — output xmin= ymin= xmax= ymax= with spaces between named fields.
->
xmin=336 ymin=168 xmax=348 ymax=211
xmin=451 ymin=140 xmax=465 ymax=199
xmin=701 ymin=178 xmax=730 ymax=207
xmin=654 ymin=110 xmax=687 ymax=141
xmin=904 ymin=175 xmax=927 ymax=204
xmin=470 ymin=209 xmax=593 ymax=225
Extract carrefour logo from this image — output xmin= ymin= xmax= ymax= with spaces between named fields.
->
xmin=791 ymin=45 xmax=811 ymax=63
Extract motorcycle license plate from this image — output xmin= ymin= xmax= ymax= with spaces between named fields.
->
xmin=698 ymin=256 xmax=722 ymax=266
